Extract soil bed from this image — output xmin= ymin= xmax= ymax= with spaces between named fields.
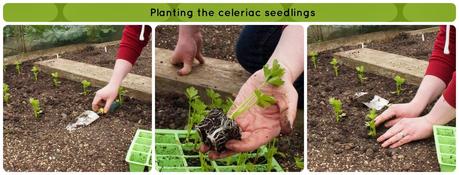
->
xmin=3 ymin=61 xmax=152 ymax=171
xmin=155 ymin=91 xmax=304 ymax=171
xmin=49 ymin=42 xmax=152 ymax=77
xmin=155 ymin=26 xmax=242 ymax=62
xmin=306 ymin=48 xmax=453 ymax=171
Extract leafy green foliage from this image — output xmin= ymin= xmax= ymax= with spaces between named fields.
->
xmin=330 ymin=57 xmax=339 ymax=76
xmin=264 ymin=138 xmax=285 ymax=171
xmin=15 ymin=61 xmax=21 ymax=74
xmin=51 ymin=72 xmax=60 ymax=86
xmin=236 ymin=153 xmax=250 ymax=171
xmin=310 ymin=51 xmax=318 ymax=69
xmin=294 ymin=156 xmax=304 ymax=170
xmin=255 ymin=89 xmax=276 ymax=108
xmin=355 ymin=65 xmax=367 ymax=83
xmin=263 ymin=60 xmax=285 ymax=87
xmin=206 ymin=89 xmax=223 ymax=109
xmin=393 ymin=75 xmax=406 ymax=95
xmin=29 ymin=98 xmax=42 ymax=119
xmin=366 ymin=109 xmax=377 ymax=138
xmin=329 ymin=97 xmax=345 ymax=122
xmin=185 ymin=87 xmax=207 ymax=143
xmin=31 ymin=66 xmax=39 ymax=81
xmin=116 ymin=87 xmax=127 ymax=105
xmin=81 ymin=80 xmax=91 ymax=95
xmin=3 ymin=83 xmax=11 ymax=104
xmin=199 ymin=152 xmax=214 ymax=172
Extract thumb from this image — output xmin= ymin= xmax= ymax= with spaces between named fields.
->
xmin=178 ymin=60 xmax=193 ymax=76
xmin=103 ymin=96 xmax=116 ymax=113
xmin=278 ymin=85 xmax=298 ymax=134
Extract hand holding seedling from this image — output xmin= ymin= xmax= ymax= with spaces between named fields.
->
xmin=201 ymin=61 xmax=298 ymax=159
xmin=171 ymin=25 xmax=204 ymax=76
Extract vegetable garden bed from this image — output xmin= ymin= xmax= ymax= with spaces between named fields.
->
xmin=3 ymin=52 xmax=152 ymax=171
xmin=307 ymin=48 xmax=454 ymax=171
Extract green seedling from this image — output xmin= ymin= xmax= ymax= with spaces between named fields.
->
xmin=15 ymin=61 xmax=22 ymax=74
xmin=366 ymin=109 xmax=377 ymax=138
xmin=230 ymin=59 xmax=285 ymax=119
xmin=393 ymin=75 xmax=406 ymax=95
xmin=31 ymin=66 xmax=39 ymax=81
xmin=330 ymin=57 xmax=339 ymax=76
xmin=185 ymin=87 xmax=207 ymax=143
xmin=81 ymin=80 xmax=91 ymax=95
xmin=355 ymin=65 xmax=367 ymax=83
xmin=265 ymin=138 xmax=285 ymax=171
xmin=310 ymin=51 xmax=318 ymax=69
xmin=51 ymin=72 xmax=60 ymax=86
xmin=329 ymin=97 xmax=345 ymax=122
xmin=3 ymin=83 xmax=11 ymax=104
xmin=116 ymin=86 xmax=127 ymax=105
xmin=294 ymin=156 xmax=304 ymax=170
xmin=237 ymin=152 xmax=250 ymax=172
xmin=29 ymin=98 xmax=42 ymax=119
xmin=199 ymin=152 xmax=213 ymax=172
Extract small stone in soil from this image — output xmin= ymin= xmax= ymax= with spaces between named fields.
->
xmin=195 ymin=108 xmax=241 ymax=153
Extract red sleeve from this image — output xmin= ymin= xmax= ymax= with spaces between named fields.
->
xmin=425 ymin=25 xmax=456 ymax=84
xmin=117 ymin=25 xmax=152 ymax=65
xmin=443 ymin=72 xmax=456 ymax=108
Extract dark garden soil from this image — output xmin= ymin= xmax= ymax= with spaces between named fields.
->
xmin=3 ymin=61 xmax=152 ymax=171
xmin=155 ymin=26 xmax=242 ymax=62
xmin=306 ymin=49 xmax=454 ymax=171
xmin=329 ymin=32 xmax=438 ymax=61
xmin=155 ymin=91 xmax=304 ymax=171
xmin=53 ymin=42 xmax=152 ymax=77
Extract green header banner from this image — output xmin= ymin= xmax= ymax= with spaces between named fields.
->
xmin=3 ymin=3 xmax=456 ymax=22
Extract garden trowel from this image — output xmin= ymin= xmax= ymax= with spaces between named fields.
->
xmin=354 ymin=92 xmax=389 ymax=110
xmin=65 ymin=102 xmax=120 ymax=131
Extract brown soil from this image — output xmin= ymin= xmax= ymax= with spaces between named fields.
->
xmin=155 ymin=91 xmax=304 ymax=171
xmin=155 ymin=26 xmax=242 ymax=62
xmin=55 ymin=42 xmax=152 ymax=77
xmin=3 ymin=61 xmax=152 ymax=171
xmin=306 ymin=49 xmax=452 ymax=171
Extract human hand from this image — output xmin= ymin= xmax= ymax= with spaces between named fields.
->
xmin=171 ymin=27 xmax=204 ymax=76
xmin=200 ymin=69 xmax=298 ymax=159
xmin=377 ymin=116 xmax=433 ymax=148
xmin=91 ymin=83 xmax=119 ymax=113
xmin=374 ymin=102 xmax=423 ymax=127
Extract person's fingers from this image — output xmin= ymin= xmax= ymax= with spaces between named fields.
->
xmin=195 ymin=38 xmax=205 ymax=64
xmin=390 ymin=134 xmax=413 ymax=148
xmin=226 ymin=131 xmax=272 ymax=152
xmin=91 ymin=96 xmax=102 ymax=111
xmin=177 ymin=60 xmax=193 ymax=76
xmin=196 ymin=53 xmax=205 ymax=64
xmin=103 ymin=96 xmax=116 ymax=113
xmin=208 ymin=150 xmax=236 ymax=160
xmin=170 ymin=52 xmax=182 ymax=65
xmin=385 ymin=118 xmax=402 ymax=128
xmin=377 ymin=122 xmax=403 ymax=142
xmin=199 ymin=144 xmax=209 ymax=153
xmin=381 ymin=131 xmax=405 ymax=147
xmin=375 ymin=107 xmax=396 ymax=126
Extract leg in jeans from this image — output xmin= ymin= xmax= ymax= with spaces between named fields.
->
xmin=236 ymin=25 xmax=304 ymax=108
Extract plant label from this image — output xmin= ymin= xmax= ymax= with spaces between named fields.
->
xmin=363 ymin=95 xmax=389 ymax=110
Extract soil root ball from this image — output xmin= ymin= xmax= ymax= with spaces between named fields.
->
xmin=196 ymin=108 xmax=241 ymax=152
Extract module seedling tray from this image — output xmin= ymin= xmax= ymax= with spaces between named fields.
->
xmin=126 ymin=129 xmax=153 ymax=172
xmin=433 ymin=125 xmax=456 ymax=172
xmin=155 ymin=129 xmax=284 ymax=172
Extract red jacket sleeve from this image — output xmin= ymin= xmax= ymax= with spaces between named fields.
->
xmin=425 ymin=25 xmax=455 ymax=83
xmin=117 ymin=25 xmax=152 ymax=65
xmin=443 ymin=72 xmax=455 ymax=108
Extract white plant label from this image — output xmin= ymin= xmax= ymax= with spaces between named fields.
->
xmin=422 ymin=34 xmax=425 ymax=41
xmin=104 ymin=46 xmax=107 ymax=53
xmin=363 ymin=95 xmax=389 ymax=111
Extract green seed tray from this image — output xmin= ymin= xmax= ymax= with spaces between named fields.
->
xmin=126 ymin=129 xmax=153 ymax=172
xmin=155 ymin=129 xmax=284 ymax=172
xmin=433 ymin=125 xmax=456 ymax=172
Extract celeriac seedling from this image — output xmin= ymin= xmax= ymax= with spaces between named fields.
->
xmin=116 ymin=86 xmax=127 ymax=105
xmin=15 ymin=61 xmax=22 ymax=74
xmin=393 ymin=75 xmax=406 ymax=95
xmin=355 ymin=65 xmax=367 ymax=83
xmin=184 ymin=87 xmax=207 ymax=142
xmin=81 ymin=80 xmax=91 ymax=95
xmin=366 ymin=109 xmax=377 ymax=138
xmin=330 ymin=57 xmax=339 ymax=76
xmin=310 ymin=51 xmax=318 ymax=69
xmin=264 ymin=138 xmax=285 ymax=171
xmin=199 ymin=152 xmax=213 ymax=171
xmin=329 ymin=97 xmax=345 ymax=122
xmin=31 ymin=66 xmax=39 ymax=81
xmin=229 ymin=59 xmax=285 ymax=119
xmin=3 ymin=83 xmax=11 ymax=104
xmin=294 ymin=156 xmax=304 ymax=169
xmin=29 ymin=98 xmax=42 ymax=119
xmin=51 ymin=72 xmax=60 ymax=86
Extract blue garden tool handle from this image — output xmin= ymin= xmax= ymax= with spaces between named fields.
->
xmin=109 ymin=101 xmax=120 ymax=113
